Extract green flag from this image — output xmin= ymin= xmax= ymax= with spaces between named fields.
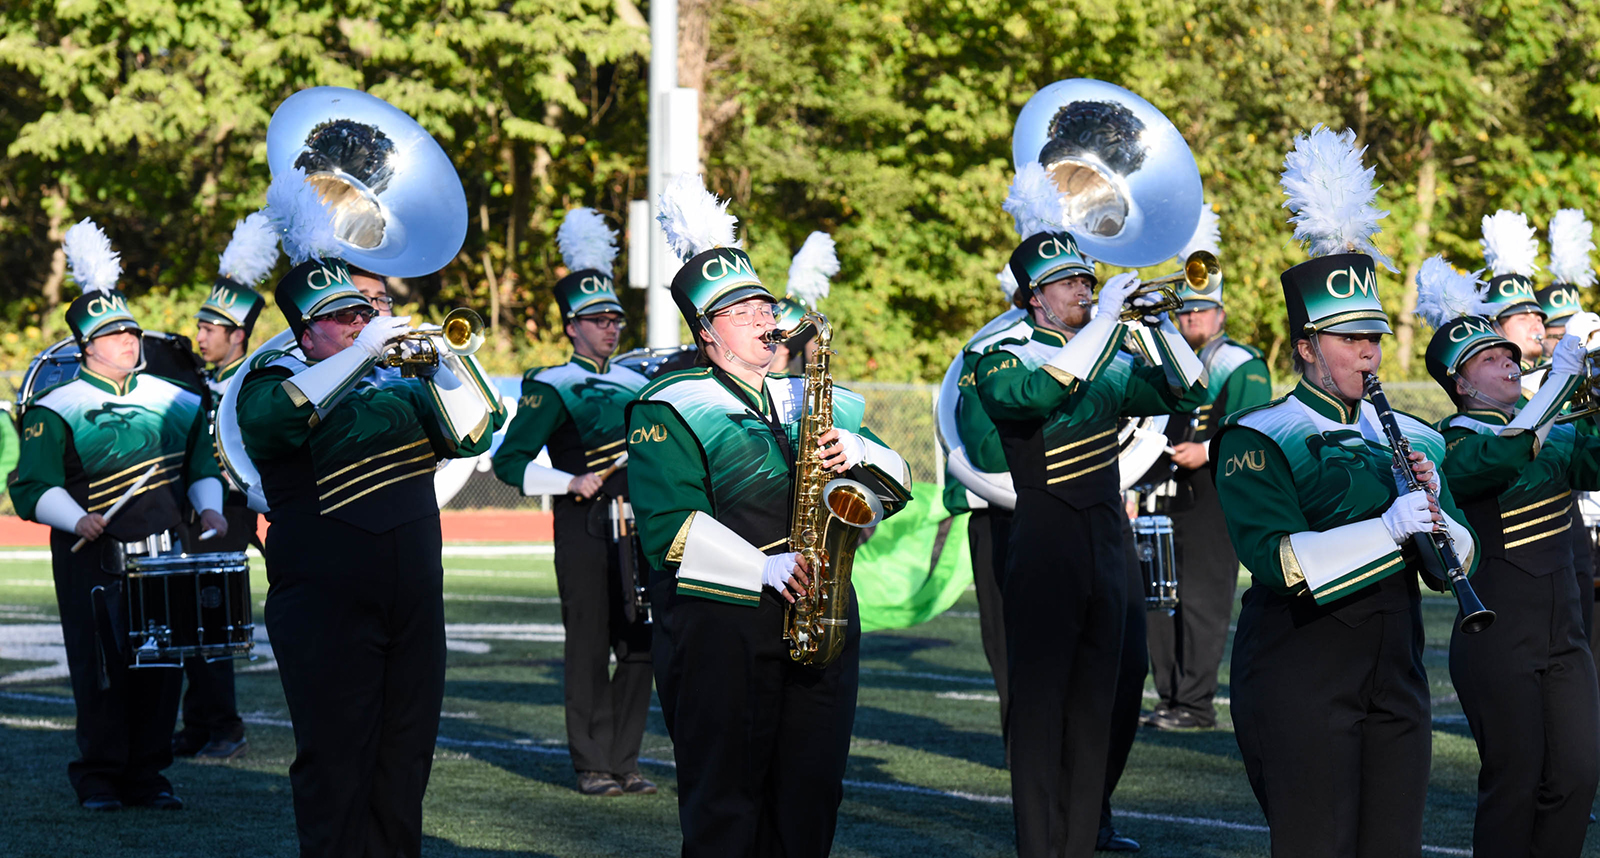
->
xmin=852 ymin=481 xmax=975 ymax=632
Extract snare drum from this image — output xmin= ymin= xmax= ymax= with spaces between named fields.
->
xmin=1134 ymin=515 xmax=1178 ymax=614
xmin=124 ymin=551 xmax=253 ymax=668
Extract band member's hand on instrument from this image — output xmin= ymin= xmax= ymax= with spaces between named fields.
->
xmin=1127 ymin=291 xmax=1166 ymax=327
xmin=198 ymin=508 xmax=229 ymax=539
xmin=568 ymin=471 xmax=604 ymax=499
xmin=1381 ymin=489 xmax=1443 ymax=543
xmin=74 ymin=513 xmax=107 ymax=541
xmin=816 ymin=427 xmax=865 ymax=473
xmin=1550 ymin=331 xmax=1586 ymax=376
xmin=352 ymin=315 xmax=414 ymax=358
xmin=762 ymin=552 xmax=809 ymax=602
xmin=1096 ymin=271 xmax=1142 ymax=317
xmin=1170 ymin=441 xmax=1208 ymax=470
xmin=1565 ymin=311 xmax=1600 ymax=349
xmin=1405 ymin=449 xmax=1440 ymax=494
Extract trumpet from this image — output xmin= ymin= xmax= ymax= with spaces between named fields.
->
xmin=379 ymin=307 xmax=486 ymax=377
xmin=1118 ymin=250 xmax=1222 ymax=322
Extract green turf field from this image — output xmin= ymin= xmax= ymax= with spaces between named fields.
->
xmin=0 ymin=547 xmax=1596 ymax=858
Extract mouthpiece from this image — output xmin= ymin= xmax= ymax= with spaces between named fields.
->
xmin=1508 ymin=370 xmax=1523 ymax=381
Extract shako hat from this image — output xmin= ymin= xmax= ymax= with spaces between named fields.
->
xmin=773 ymin=231 xmax=840 ymax=336
xmin=553 ymin=207 xmax=624 ymax=323
xmin=1172 ymin=199 xmax=1222 ymax=311
xmin=198 ymin=211 xmax=277 ymax=334
xmin=1002 ymin=162 xmax=1096 ymax=310
xmin=1415 ymin=255 xmax=1517 ymax=401
xmin=656 ymin=175 xmax=775 ymax=335
xmin=1479 ymin=210 xmax=1543 ymax=320
xmin=62 ymin=219 xmax=142 ymax=344
xmin=1541 ymin=208 xmax=1595 ymax=326
xmin=1277 ymin=125 xmax=1396 ymax=339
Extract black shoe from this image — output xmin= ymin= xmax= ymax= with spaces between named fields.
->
xmin=1137 ymin=705 xmax=1171 ymax=727
xmin=128 ymin=791 xmax=183 ymax=811
xmin=616 ymin=771 xmax=658 ymax=795
xmin=195 ymin=736 xmax=248 ymax=760
xmin=1096 ymin=827 xmax=1140 ymax=852
xmin=1144 ymin=708 xmax=1215 ymax=731
xmin=171 ymin=729 xmax=208 ymax=757
xmin=81 ymin=794 xmax=122 ymax=812
xmin=576 ymin=771 xmax=623 ymax=796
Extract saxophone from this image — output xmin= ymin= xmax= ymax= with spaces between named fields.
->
xmin=765 ymin=310 xmax=885 ymax=666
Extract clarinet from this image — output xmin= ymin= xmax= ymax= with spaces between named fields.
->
xmin=1362 ymin=372 xmax=1495 ymax=634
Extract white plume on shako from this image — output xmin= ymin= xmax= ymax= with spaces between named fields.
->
xmin=217 ymin=210 xmax=282 ymax=286
xmin=1480 ymin=210 xmax=1541 ymax=278
xmin=784 ymin=232 xmax=839 ymax=309
xmin=556 ymin=207 xmax=619 ymax=275
xmin=264 ymin=167 xmax=340 ymax=264
xmin=1414 ymin=255 xmax=1492 ymax=330
xmin=1002 ymin=161 xmax=1066 ymax=242
xmin=1279 ymin=124 xmax=1394 ymax=269
xmin=656 ymin=174 xmax=740 ymax=262
xmin=1548 ymin=208 xmax=1597 ymax=288
xmin=62 ymin=219 xmax=122 ymax=294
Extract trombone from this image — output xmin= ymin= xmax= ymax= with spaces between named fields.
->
xmin=379 ymin=307 xmax=486 ymax=377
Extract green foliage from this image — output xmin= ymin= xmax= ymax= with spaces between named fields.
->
xmin=2 ymin=0 xmax=1598 ymax=380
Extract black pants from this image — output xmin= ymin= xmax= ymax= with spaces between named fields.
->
xmin=1231 ymin=580 xmax=1430 ymax=858
xmin=1005 ymin=493 xmax=1126 ymax=858
xmin=1103 ymin=519 xmax=1147 ymax=832
xmin=651 ymin=579 xmax=859 ymax=858
xmin=968 ymin=509 xmax=1010 ymax=744
xmin=1147 ymin=472 xmax=1237 ymax=722
xmin=50 ymin=530 xmax=182 ymax=803
xmin=177 ymin=503 xmax=257 ymax=745
xmin=264 ymin=512 xmax=446 ymax=858
xmin=552 ymin=497 xmax=653 ymax=775
xmin=1450 ymin=560 xmax=1600 ymax=858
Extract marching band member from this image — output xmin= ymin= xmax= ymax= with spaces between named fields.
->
xmin=627 ymin=176 xmax=911 ymax=857
xmin=1481 ymin=210 xmax=1548 ymax=371
xmin=350 ymin=264 xmax=395 ymax=316
xmin=1144 ymin=203 xmax=1273 ymax=732
xmin=171 ymin=212 xmax=276 ymax=762
xmin=237 ymin=173 xmax=506 ymax=857
xmin=491 ymin=208 xmax=656 ymax=798
xmin=974 ymin=164 xmax=1207 ymax=857
xmin=9 ymin=219 xmax=226 ymax=811
xmin=1417 ymin=257 xmax=1600 ymax=858
xmin=1211 ymin=127 xmax=1478 ymax=858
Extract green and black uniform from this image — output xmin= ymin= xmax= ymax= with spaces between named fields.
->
xmin=491 ymin=353 xmax=653 ymax=779
xmin=1439 ymin=408 xmax=1600 ymax=857
xmin=974 ymin=315 xmax=1205 ymax=857
xmin=627 ymin=366 xmax=910 ymax=857
xmin=238 ymin=340 xmax=504 ymax=857
xmin=1211 ymin=381 xmax=1478 ymax=858
xmin=1146 ymin=334 xmax=1272 ymax=726
xmin=9 ymin=368 xmax=219 ymax=803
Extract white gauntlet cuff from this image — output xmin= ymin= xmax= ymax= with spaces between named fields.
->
xmin=281 ymin=346 xmax=375 ymax=419
xmin=1283 ymin=518 xmax=1405 ymax=604
xmin=672 ymin=511 xmax=767 ymax=606
xmin=1043 ymin=314 xmax=1122 ymax=386
xmin=522 ymin=462 xmax=576 ymax=496
xmin=1510 ymin=371 xmax=1579 ymax=433
xmin=187 ymin=477 xmax=223 ymax=516
xmin=34 ymin=486 xmax=89 ymax=533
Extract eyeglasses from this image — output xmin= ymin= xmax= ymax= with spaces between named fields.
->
xmin=713 ymin=304 xmax=777 ymax=327
xmin=366 ymin=295 xmax=394 ymax=307
xmin=318 ymin=306 xmax=377 ymax=326
xmin=578 ymin=315 xmax=626 ymax=331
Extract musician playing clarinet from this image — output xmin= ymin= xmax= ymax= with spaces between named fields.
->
xmin=491 ymin=208 xmax=655 ymax=798
xmin=1418 ymin=259 xmax=1600 ymax=858
xmin=9 ymin=220 xmax=226 ymax=812
xmin=1210 ymin=128 xmax=1478 ymax=858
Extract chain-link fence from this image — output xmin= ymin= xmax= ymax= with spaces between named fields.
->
xmin=0 ymin=365 xmax=1458 ymax=514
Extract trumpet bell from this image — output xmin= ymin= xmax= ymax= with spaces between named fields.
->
xmin=1012 ymin=79 xmax=1202 ymax=268
xmin=1182 ymin=250 xmax=1222 ymax=295
xmin=442 ymin=307 xmax=485 ymax=356
xmin=267 ymin=87 xmax=468 ymax=277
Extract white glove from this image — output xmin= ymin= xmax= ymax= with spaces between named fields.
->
xmin=832 ymin=429 xmax=866 ymax=469
xmin=1127 ymin=292 xmax=1166 ymax=327
xmin=1380 ymin=489 xmax=1437 ymax=544
xmin=1565 ymin=311 xmax=1600 ymax=348
xmin=1095 ymin=272 xmax=1141 ymax=319
xmin=351 ymin=315 xmax=413 ymax=359
xmin=762 ymin=552 xmax=801 ymax=590
xmin=1551 ymin=333 xmax=1586 ymax=377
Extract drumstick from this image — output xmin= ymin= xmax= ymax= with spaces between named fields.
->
xmin=1130 ymin=426 xmax=1178 ymax=455
xmin=71 ymin=464 xmax=160 ymax=554
xmin=596 ymin=452 xmax=629 ymax=482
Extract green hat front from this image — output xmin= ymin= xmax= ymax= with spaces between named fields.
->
xmin=273 ymin=258 xmax=372 ymax=338
xmin=197 ymin=278 xmax=267 ymax=333
xmin=1425 ymin=316 xmax=1519 ymax=403
xmin=1280 ymin=253 xmax=1392 ymax=339
xmin=67 ymin=289 xmax=142 ymax=344
xmin=1174 ymin=277 xmax=1223 ymax=312
xmin=1536 ymin=283 xmax=1583 ymax=326
xmin=669 ymin=247 xmax=775 ymax=332
xmin=554 ymin=270 xmax=624 ymax=323
xmin=1482 ymin=274 xmax=1543 ymax=320
xmin=1006 ymin=231 xmax=1097 ymax=309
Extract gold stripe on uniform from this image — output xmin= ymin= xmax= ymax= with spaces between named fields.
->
xmin=1505 ymin=519 xmax=1572 ymax=550
xmin=88 ymin=453 xmax=182 ymax=489
xmin=1502 ymin=490 xmax=1571 ymax=519
xmin=1046 ymin=441 xmax=1119 ymax=470
xmin=88 ymin=477 xmax=176 ymax=513
xmin=666 ymin=513 xmax=695 ymax=565
xmin=321 ymin=466 xmax=435 ymax=514
xmin=1046 ymin=456 xmax=1118 ymax=486
xmin=586 ymin=451 xmax=625 ymax=469
xmin=1045 ymin=427 xmax=1117 ymax=457
xmin=759 ymin=537 xmax=789 ymax=552
xmin=88 ymin=463 xmax=180 ymax=502
xmin=1277 ymin=536 xmax=1306 ymax=589
xmin=319 ymin=452 xmax=435 ymax=502
xmin=588 ymin=438 xmax=625 ymax=455
xmin=316 ymin=439 xmax=431 ymax=487
xmin=1318 ymin=555 xmax=1404 ymax=600
xmin=1503 ymin=504 xmax=1572 ymax=535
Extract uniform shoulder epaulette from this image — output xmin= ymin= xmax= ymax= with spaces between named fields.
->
xmin=1393 ymin=408 xmax=1441 ymax=437
xmin=25 ymin=376 xmax=77 ymax=407
xmin=1222 ymin=339 xmax=1265 ymax=361
xmin=969 ymin=317 xmax=1033 ymax=356
xmin=1218 ymin=393 xmax=1290 ymax=429
xmin=639 ymin=366 xmax=713 ymax=400
xmin=248 ymin=349 xmax=297 ymax=372
xmin=522 ymin=366 xmax=555 ymax=382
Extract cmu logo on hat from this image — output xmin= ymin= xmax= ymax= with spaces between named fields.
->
xmin=1496 ymin=276 xmax=1531 ymax=299
xmin=1550 ymin=289 xmax=1580 ymax=309
xmin=305 ymin=264 xmax=353 ymax=291
xmin=208 ymin=283 xmax=239 ymax=308
xmin=1447 ymin=316 xmax=1497 ymax=342
xmin=85 ymin=293 xmax=127 ymax=317
xmin=579 ymin=274 xmax=610 ymax=294
xmin=1325 ymin=265 xmax=1376 ymax=299
xmin=1036 ymin=235 xmax=1079 ymax=260
xmin=701 ymin=251 xmax=756 ymax=283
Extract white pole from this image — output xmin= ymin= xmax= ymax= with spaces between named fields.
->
xmin=647 ymin=0 xmax=683 ymax=349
